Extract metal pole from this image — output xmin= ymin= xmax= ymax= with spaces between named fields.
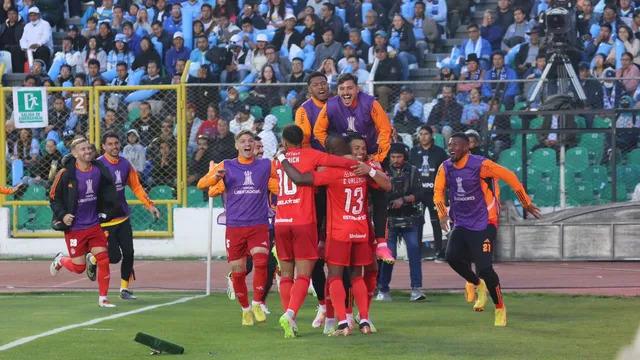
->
xmin=206 ymin=196 xmax=213 ymax=296
xmin=559 ymin=144 xmax=566 ymax=209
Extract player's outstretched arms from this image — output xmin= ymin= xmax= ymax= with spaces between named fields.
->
xmin=352 ymin=162 xmax=391 ymax=191
xmin=277 ymin=154 xmax=314 ymax=185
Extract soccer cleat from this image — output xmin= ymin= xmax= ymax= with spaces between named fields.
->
xmin=226 ymin=273 xmax=235 ymax=300
xmin=375 ymin=246 xmax=395 ymax=264
xmin=242 ymin=309 xmax=254 ymax=326
xmin=323 ymin=318 xmax=336 ymax=335
xmin=346 ymin=313 xmax=356 ymax=330
xmin=251 ymin=303 xmax=267 ymax=323
xmin=312 ymin=306 xmax=326 ymax=328
xmin=368 ymin=319 xmax=378 ymax=333
xmin=49 ymin=252 xmax=63 ymax=276
xmin=359 ymin=321 xmax=373 ymax=335
xmin=494 ymin=306 xmax=507 ymax=327
xmin=465 ymin=282 xmax=476 ymax=303
xmin=329 ymin=323 xmax=352 ymax=337
xmin=473 ymin=279 xmax=488 ymax=312
xmin=85 ymin=253 xmax=96 ymax=281
xmin=259 ymin=303 xmax=271 ymax=315
xmin=98 ymin=298 xmax=116 ymax=308
xmin=409 ymin=289 xmax=426 ymax=302
xmin=120 ymin=289 xmax=137 ymax=300
xmin=279 ymin=313 xmax=298 ymax=339
xmin=375 ymin=291 xmax=392 ymax=302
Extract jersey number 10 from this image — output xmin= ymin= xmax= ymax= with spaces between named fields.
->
xmin=276 ymin=169 xmax=298 ymax=196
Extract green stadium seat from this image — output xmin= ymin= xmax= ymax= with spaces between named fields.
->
xmin=593 ymin=117 xmax=612 ymax=128
xmin=529 ymin=117 xmax=544 ymax=129
xmin=587 ymin=166 xmax=608 ymax=192
xmin=250 ymin=105 xmax=263 ymax=120
xmin=616 ymin=165 xmax=640 ymax=193
xmin=511 ymin=133 xmax=537 ymax=154
xmin=499 ymin=182 xmax=516 ymax=202
xmin=433 ymin=133 xmax=445 ymax=148
xmin=626 ymin=148 xmax=640 ymax=165
xmin=128 ymin=108 xmax=140 ymax=123
xmin=239 ymin=91 xmax=249 ymax=102
xmin=525 ymin=167 xmax=542 ymax=192
xmin=149 ymin=185 xmax=174 ymax=200
xmin=532 ymin=182 xmax=558 ymax=207
xmin=270 ymin=105 xmax=293 ymax=129
xmin=566 ymin=181 xmax=594 ymax=206
xmin=513 ymin=101 xmax=527 ymax=111
xmin=187 ymin=186 xmax=207 ymax=208
xmin=22 ymin=184 xmax=47 ymax=200
xmin=599 ymin=184 xmax=629 ymax=202
xmin=125 ymin=187 xmax=136 ymax=200
xmin=574 ymin=116 xmax=587 ymax=129
xmin=498 ymin=148 xmax=523 ymax=177
xmin=530 ymin=148 xmax=556 ymax=171
xmin=510 ymin=115 xmax=522 ymax=129
xmin=579 ymin=133 xmax=605 ymax=165
xmin=565 ymin=147 xmax=589 ymax=172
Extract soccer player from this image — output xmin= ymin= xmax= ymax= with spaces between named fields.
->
xmin=197 ymin=130 xmax=278 ymax=326
xmin=279 ymin=135 xmax=391 ymax=336
xmin=434 ymin=133 xmax=541 ymax=327
xmin=274 ymin=124 xmax=360 ymax=338
xmin=49 ymin=138 xmax=123 ymax=307
xmin=84 ymin=131 xmax=161 ymax=300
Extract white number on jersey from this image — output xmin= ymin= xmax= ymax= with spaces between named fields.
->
xmin=276 ymin=168 xmax=298 ymax=196
xmin=344 ymin=187 xmax=364 ymax=215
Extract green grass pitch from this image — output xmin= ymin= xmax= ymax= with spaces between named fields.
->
xmin=1 ymin=292 xmax=639 ymax=359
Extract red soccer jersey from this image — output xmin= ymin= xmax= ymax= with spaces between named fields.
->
xmin=312 ymin=167 xmax=369 ymax=243
xmin=274 ymin=147 xmax=356 ymax=225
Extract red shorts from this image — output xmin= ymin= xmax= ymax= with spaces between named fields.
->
xmin=325 ymin=239 xmax=373 ymax=267
xmin=64 ymin=224 xmax=108 ymax=258
xmin=225 ymin=224 xmax=269 ymax=261
xmin=275 ymin=223 xmax=318 ymax=261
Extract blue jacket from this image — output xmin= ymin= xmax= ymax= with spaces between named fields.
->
xmin=164 ymin=45 xmax=191 ymax=76
xmin=482 ymin=66 xmax=519 ymax=101
xmin=460 ymin=38 xmax=492 ymax=70
xmin=480 ymin=24 xmax=504 ymax=51
xmin=163 ymin=16 xmax=183 ymax=37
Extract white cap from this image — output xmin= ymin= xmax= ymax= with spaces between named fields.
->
xmin=28 ymin=6 xmax=40 ymax=14
xmin=284 ymin=13 xmax=296 ymax=21
xmin=173 ymin=31 xmax=184 ymax=39
xmin=229 ymin=34 xmax=242 ymax=44
xmin=256 ymin=33 xmax=268 ymax=42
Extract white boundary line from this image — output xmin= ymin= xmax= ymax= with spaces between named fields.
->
xmin=0 ymin=294 xmax=206 ymax=352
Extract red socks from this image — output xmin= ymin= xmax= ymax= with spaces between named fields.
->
xmin=364 ymin=270 xmax=377 ymax=306
xmin=279 ymin=276 xmax=293 ymax=311
xmin=231 ymin=271 xmax=249 ymax=308
xmin=60 ymin=256 xmax=86 ymax=274
xmin=495 ymin=285 xmax=505 ymax=309
xmin=251 ymin=253 xmax=268 ymax=303
xmin=287 ymin=276 xmax=310 ymax=316
xmin=94 ymin=252 xmax=110 ymax=297
xmin=351 ymin=276 xmax=369 ymax=321
xmin=328 ymin=276 xmax=346 ymax=322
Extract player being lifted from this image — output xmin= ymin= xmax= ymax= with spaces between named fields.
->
xmin=49 ymin=138 xmax=123 ymax=307
xmin=434 ymin=133 xmax=541 ymax=326
xmin=198 ymin=130 xmax=278 ymax=326
xmin=279 ymin=135 xmax=391 ymax=336
xmin=274 ymin=125 xmax=360 ymax=338
xmin=84 ymin=131 xmax=161 ymax=300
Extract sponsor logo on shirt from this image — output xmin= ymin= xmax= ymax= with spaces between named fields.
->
xmin=349 ymin=233 xmax=367 ymax=239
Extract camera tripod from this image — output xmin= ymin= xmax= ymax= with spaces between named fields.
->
xmin=528 ymin=51 xmax=587 ymax=105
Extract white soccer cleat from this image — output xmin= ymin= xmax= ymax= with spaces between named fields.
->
xmin=323 ymin=318 xmax=337 ymax=335
xmin=226 ymin=272 xmax=235 ymax=300
xmin=312 ymin=306 xmax=326 ymax=328
xmin=260 ymin=303 xmax=271 ymax=315
xmin=49 ymin=252 xmax=63 ymax=276
xmin=98 ymin=297 xmax=116 ymax=308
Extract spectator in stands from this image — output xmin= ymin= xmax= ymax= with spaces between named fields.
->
xmin=265 ymin=44 xmax=291 ymax=81
xmin=57 ymin=64 xmax=74 ymax=86
xmin=82 ymin=17 xmax=98 ymax=38
xmin=111 ymin=5 xmax=125 ymax=33
xmin=103 ymin=109 xmax=124 ymax=142
xmin=610 ymin=26 xmax=640 ymax=66
xmin=196 ymin=4 xmax=213 ymax=34
xmin=132 ymin=36 xmax=162 ymax=71
xmin=457 ymin=54 xmax=484 ymax=104
xmin=347 ymin=28 xmax=370 ymax=62
xmin=619 ymin=0 xmax=635 ymax=21
xmin=197 ymin=104 xmax=221 ymax=139
xmin=148 ymin=118 xmax=177 ymax=161
xmin=301 ymin=13 xmax=323 ymax=47
xmin=461 ymin=23 xmax=492 ymax=70
xmin=342 ymin=55 xmax=369 ymax=86
xmin=591 ymin=53 xmax=609 ymax=78
xmin=427 ymin=84 xmax=463 ymax=142
xmin=272 ymin=13 xmax=303 ymax=51
xmin=390 ymin=14 xmax=417 ymax=81
xmin=502 ymin=7 xmax=533 ymax=51
xmin=108 ymin=62 xmax=128 ymax=86
xmin=82 ymin=36 xmax=107 ymax=73
xmin=72 ymin=74 xmax=85 ymax=87
xmin=480 ymin=10 xmax=503 ymax=52
xmin=495 ymin=0 xmax=514 ymax=32
xmin=517 ymin=25 xmax=542 ymax=75
xmin=305 ymin=0 xmax=324 ymax=17
xmin=32 ymin=139 xmax=61 ymax=186
xmin=190 ymin=35 xmax=211 ymax=65
xmin=601 ymin=4 xmax=620 ymax=32
xmin=35 ymin=0 xmax=62 ymax=31
xmin=336 ymin=0 xmax=357 ymax=28
xmin=67 ymin=26 xmax=87 ymax=53
xmin=367 ymin=30 xmax=394 ymax=65
xmin=188 ymin=135 xmax=215 ymax=185
xmin=122 ymin=21 xmax=142 ymax=55
xmin=312 ymin=27 xmax=342 ymax=69
xmin=533 ymin=113 xmax=578 ymax=153
xmin=524 ymin=54 xmax=547 ymax=101
xmin=424 ymin=0 xmax=448 ymax=36
xmin=237 ymin=2 xmax=266 ymax=30
xmin=577 ymin=0 xmax=598 ymax=39
xmin=320 ymin=2 xmax=344 ymax=41
xmin=85 ymin=59 xmax=103 ymax=84
xmin=211 ymin=13 xmax=240 ymax=43
xmin=258 ymin=114 xmax=278 ymax=159
xmin=602 ymin=67 xmax=626 ymax=109
xmin=465 ymin=129 xmax=483 ymax=156
xmin=96 ymin=22 xmax=115 ymax=53
xmin=247 ymin=64 xmax=284 ymax=116
xmin=0 ymin=7 xmax=25 ymax=72
xmin=230 ymin=104 xmax=256 ymax=135
xmin=246 ymin=33 xmax=268 ymax=73
xmin=106 ymin=34 xmax=135 ymax=71
xmin=393 ymin=87 xmax=424 ymax=134
xmin=191 ymin=20 xmax=206 ymax=44
xmin=12 ymin=129 xmax=39 ymax=168
xmin=165 ymin=32 xmax=190 ymax=77
xmin=578 ymin=61 xmax=604 ymax=111
xmin=135 ymin=7 xmax=152 ymax=35
xmin=141 ymin=60 xmax=168 ymax=85
xmin=409 ymin=1 xmax=429 ymax=64
xmin=152 ymin=0 xmax=169 ymax=24
xmin=151 ymin=21 xmax=172 ymax=58
xmin=266 ymin=0 xmax=290 ymax=30
xmin=337 ymin=42 xmax=365 ymax=72
xmin=461 ymin=88 xmax=489 ymax=130
xmin=19 ymin=7 xmax=52 ymax=68
xmin=132 ymin=101 xmax=160 ymax=146
xmin=123 ymin=129 xmax=146 ymax=172
xmin=372 ymin=45 xmax=402 ymax=110
xmin=211 ymin=118 xmax=237 ymax=162
xmin=482 ymin=51 xmax=518 ymax=110
xmin=150 ymin=139 xmax=177 ymax=187
xmin=53 ymin=37 xmax=82 ymax=73
xmin=95 ymin=0 xmax=114 ymax=22
xmin=29 ymin=59 xmax=50 ymax=84
xmin=163 ymin=3 xmax=183 ymax=37
xmin=219 ymin=35 xmax=248 ymax=83
xmin=23 ymin=74 xmax=37 ymax=86
xmin=47 ymin=95 xmax=78 ymax=140
xmin=186 ymin=103 xmax=203 ymax=156
xmin=632 ymin=9 xmax=640 ymax=39
xmin=219 ymin=87 xmax=245 ymax=119
xmin=586 ymin=23 xmax=615 ymax=59
xmin=287 ymin=57 xmax=307 ymax=84
xmin=318 ymin=57 xmax=339 ymax=88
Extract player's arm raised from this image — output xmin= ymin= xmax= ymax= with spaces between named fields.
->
xmin=316 ymin=151 xmax=359 ymax=169
xmin=312 ymin=104 xmax=329 ymax=147
xmin=370 ymin=101 xmax=393 ymax=163
xmin=277 ymin=154 xmax=314 ymax=185
xmin=197 ymin=161 xmax=225 ymax=189
xmin=480 ymin=159 xmax=542 ymax=219
xmin=433 ymin=164 xmax=450 ymax=232
xmin=127 ymin=167 xmax=160 ymax=218
xmin=352 ymin=161 xmax=391 ymax=191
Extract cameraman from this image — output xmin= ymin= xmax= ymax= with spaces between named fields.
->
xmin=377 ymin=143 xmax=426 ymax=302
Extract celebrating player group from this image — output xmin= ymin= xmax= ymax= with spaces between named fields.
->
xmin=198 ymin=72 xmax=541 ymax=337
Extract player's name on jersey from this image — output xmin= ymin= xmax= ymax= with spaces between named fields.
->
xmin=342 ymin=172 xmax=366 ymax=185
xmin=343 ymin=214 xmax=367 ymax=221
xmin=285 ymin=156 xmax=301 ymax=163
